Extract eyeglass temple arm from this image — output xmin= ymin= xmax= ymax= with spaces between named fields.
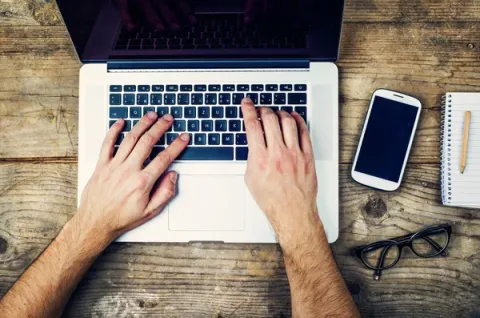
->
xmin=374 ymin=245 xmax=393 ymax=281
xmin=421 ymin=236 xmax=446 ymax=255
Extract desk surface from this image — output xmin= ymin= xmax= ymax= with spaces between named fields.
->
xmin=0 ymin=0 xmax=479 ymax=316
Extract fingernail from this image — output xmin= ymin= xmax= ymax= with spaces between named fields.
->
xmin=170 ymin=172 xmax=178 ymax=182
xmin=163 ymin=114 xmax=173 ymax=122
xmin=242 ymin=97 xmax=253 ymax=104
xmin=180 ymin=133 xmax=190 ymax=141
xmin=147 ymin=111 xmax=157 ymax=119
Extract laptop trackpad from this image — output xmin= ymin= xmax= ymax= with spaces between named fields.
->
xmin=168 ymin=175 xmax=246 ymax=231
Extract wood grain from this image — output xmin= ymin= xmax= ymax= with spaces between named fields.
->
xmin=0 ymin=163 xmax=479 ymax=317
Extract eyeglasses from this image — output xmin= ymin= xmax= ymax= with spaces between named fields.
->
xmin=352 ymin=224 xmax=452 ymax=280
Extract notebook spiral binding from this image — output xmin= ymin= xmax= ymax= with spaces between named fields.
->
xmin=440 ymin=94 xmax=452 ymax=204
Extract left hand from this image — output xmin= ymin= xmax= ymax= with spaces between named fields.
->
xmin=76 ymin=112 xmax=189 ymax=243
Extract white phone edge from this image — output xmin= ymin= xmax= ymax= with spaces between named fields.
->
xmin=351 ymin=89 xmax=422 ymax=191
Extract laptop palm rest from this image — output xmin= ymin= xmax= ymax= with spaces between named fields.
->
xmin=168 ymin=175 xmax=246 ymax=231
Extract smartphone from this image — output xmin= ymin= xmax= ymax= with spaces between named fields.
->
xmin=351 ymin=89 xmax=422 ymax=191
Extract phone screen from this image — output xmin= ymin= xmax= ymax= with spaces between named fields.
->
xmin=354 ymin=96 xmax=420 ymax=182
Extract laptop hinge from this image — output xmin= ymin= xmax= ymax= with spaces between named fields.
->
xmin=107 ymin=59 xmax=309 ymax=71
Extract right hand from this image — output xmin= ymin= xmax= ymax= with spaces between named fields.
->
xmin=241 ymin=98 xmax=322 ymax=249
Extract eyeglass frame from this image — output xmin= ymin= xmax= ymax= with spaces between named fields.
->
xmin=352 ymin=224 xmax=452 ymax=280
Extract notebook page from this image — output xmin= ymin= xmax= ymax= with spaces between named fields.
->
xmin=443 ymin=93 xmax=480 ymax=207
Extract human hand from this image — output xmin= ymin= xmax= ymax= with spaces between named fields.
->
xmin=77 ymin=112 xmax=189 ymax=243
xmin=241 ymin=98 xmax=321 ymax=249
xmin=118 ymin=0 xmax=196 ymax=31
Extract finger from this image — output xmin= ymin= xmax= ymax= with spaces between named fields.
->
xmin=156 ymin=0 xmax=180 ymax=30
xmin=291 ymin=112 xmax=313 ymax=155
xmin=98 ymin=119 xmax=124 ymax=166
xmin=138 ymin=0 xmax=166 ymax=31
xmin=244 ymin=0 xmax=262 ymax=23
xmin=241 ymin=98 xmax=266 ymax=151
xmin=144 ymin=133 xmax=189 ymax=178
xmin=119 ymin=0 xmax=135 ymax=30
xmin=127 ymin=114 xmax=175 ymax=168
xmin=277 ymin=111 xmax=300 ymax=150
xmin=114 ymin=112 xmax=158 ymax=164
xmin=144 ymin=171 xmax=178 ymax=214
xmin=175 ymin=0 xmax=196 ymax=24
xmin=259 ymin=107 xmax=284 ymax=148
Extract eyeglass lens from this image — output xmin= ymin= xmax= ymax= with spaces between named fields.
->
xmin=361 ymin=241 xmax=400 ymax=269
xmin=412 ymin=228 xmax=449 ymax=257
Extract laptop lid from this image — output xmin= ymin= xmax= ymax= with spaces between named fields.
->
xmin=57 ymin=0 xmax=344 ymax=63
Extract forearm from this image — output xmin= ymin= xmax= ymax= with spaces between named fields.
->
xmin=0 ymin=212 xmax=111 ymax=317
xmin=281 ymin=219 xmax=359 ymax=318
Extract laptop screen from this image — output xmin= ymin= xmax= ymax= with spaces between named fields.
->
xmin=57 ymin=0 xmax=344 ymax=62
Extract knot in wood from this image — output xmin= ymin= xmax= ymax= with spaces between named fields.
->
xmin=364 ymin=195 xmax=388 ymax=218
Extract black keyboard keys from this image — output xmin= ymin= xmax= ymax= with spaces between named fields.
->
xmin=237 ymin=84 xmax=249 ymax=91
xmin=110 ymin=107 xmax=128 ymax=118
xmin=212 ymin=107 xmax=224 ymax=118
xmin=236 ymin=133 xmax=248 ymax=145
xmin=260 ymin=93 xmax=272 ymax=105
xmin=110 ymin=94 xmax=121 ymax=105
xmin=222 ymin=133 xmax=234 ymax=145
xmin=215 ymin=120 xmax=227 ymax=131
xmin=281 ymin=106 xmax=293 ymax=113
xmin=176 ymin=147 xmax=234 ymax=160
xmin=138 ymin=85 xmax=150 ymax=92
xmin=151 ymin=94 xmax=162 ymax=105
xmin=180 ymin=85 xmax=193 ymax=92
xmin=123 ymin=94 xmax=135 ymax=105
xmin=157 ymin=107 xmax=169 ymax=117
xmin=178 ymin=93 xmax=189 ymax=105
xmin=266 ymin=84 xmax=278 ymax=91
xmin=223 ymin=85 xmax=235 ymax=91
xmin=208 ymin=85 xmax=221 ymax=91
xmin=295 ymin=84 xmax=307 ymax=91
xmin=143 ymin=107 xmax=155 ymax=115
xmin=295 ymin=106 xmax=307 ymax=121
xmin=191 ymin=93 xmax=203 ymax=105
xmin=288 ymin=93 xmax=307 ymax=104
xmin=206 ymin=93 xmax=218 ymax=105
xmin=274 ymin=93 xmax=286 ymax=104
xmin=219 ymin=93 xmax=231 ymax=105
xmin=194 ymin=85 xmax=207 ymax=91
xmin=226 ymin=107 xmax=237 ymax=118
xmin=229 ymin=120 xmax=241 ymax=132
xmin=124 ymin=85 xmax=136 ymax=92
xmin=166 ymin=85 xmax=178 ymax=92
xmin=208 ymin=133 xmax=221 ymax=145
xmin=166 ymin=133 xmax=178 ymax=145
xmin=174 ymin=120 xmax=186 ymax=132
xmin=194 ymin=133 xmax=207 ymax=145
xmin=164 ymin=94 xmax=176 ymax=105
xmin=251 ymin=84 xmax=264 ymax=91
xmin=110 ymin=85 xmax=122 ymax=92
xmin=233 ymin=93 xmax=245 ymax=105
xmin=152 ymin=85 xmax=165 ymax=92
xmin=185 ymin=107 xmax=196 ymax=118
xmin=188 ymin=120 xmax=200 ymax=131
xmin=236 ymin=147 xmax=249 ymax=160
xmin=202 ymin=120 xmax=213 ymax=131
xmin=130 ymin=107 xmax=142 ymax=118
xmin=171 ymin=107 xmax=183 ymax=118
xmin=280 ymin=84 xmax=293 ymax=91
xmin=199 ymin=107 xmax=210 ymax=118
xmin=246 ymin=93 xmax=258 ymax=104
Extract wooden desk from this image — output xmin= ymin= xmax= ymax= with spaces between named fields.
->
xmin=0 ymin=1 xmax=479 ymax=316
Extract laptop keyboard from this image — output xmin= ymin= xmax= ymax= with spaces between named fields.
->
xmin=109 ymin=84 xmax=308 ymax=161
xmin=115 ymin=14 xmax=306 ymax=51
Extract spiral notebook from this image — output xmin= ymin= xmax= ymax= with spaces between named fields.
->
xmin=442 ymin=92 xmax=480 ymax=208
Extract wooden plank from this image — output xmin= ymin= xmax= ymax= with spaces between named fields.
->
xmin=0 ymin=163 xmax=478 ymax=317
xmin=0 ymin=22 xmax=478 ymax=161
xmin=1 ymin=0 xmax=479 ymax=26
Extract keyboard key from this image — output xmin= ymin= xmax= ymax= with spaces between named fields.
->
xmin=166 ymin=85 xmax=178 ymax=92
xmin=237 ymin=84 xmax=249 ymax=91
xmin=206 ymin=93 xmax=218 ymax=105
xmin=295 ymin=106 xmax=307 ymax=121
xmin=157 ymin=107 xmax=169 ymax=116
xmin=115 ymin=133 xmax=125 ymax=145
xmin=281 ymin=106 xmax=293 ymax=113
xmin=212 ymin=107 xmax=224 ymax=118
xmin=242 ymin=121 xmax=246 ymax=131
xmin=138 ymin=85 xmax=150 ymax=92
xmin=229 ymin=120 xmax=241 ymax=132
xmin=121 ymin=120 xmax=132 ymax=132
xmin=178 ymin=93 xmax=189 ymax=105
xmin=109 ymin=120 xmax=117 ymax=128
xmin=233 ymin=93 xmax=245 ymax=105
xmin=236 ymin=147 xmax=249 ymax=160
xmin=110 ymin=85 xmax=122 ymax=92
xmin=274 ymin=93 xmax=286 ymax=104
xmin=110 ymin=94 xmax=121 ymax=105
xmin=295 ymin=84 xmax=307 ymax=91
xmin=176 ymin=147 xmax=234 ymax=160
xmin=280 ymin=84 xmax=293 ymax=91
xmin=174 ymin=120 xmax=186 ymax=132
xmin=251 ymin=84 xmax=264 ymax=91
xmin=226 ymin=107 xmax=237 ymax=118
xmin=152 ymin=85 xmax=165 ymax=92
xmin=143 ymin=107 xmax=155 ymax=115
xmin=222 ymin=133 xmax=234 ymax=145
xmin=219 ymin=93 xmax=231 ymax=105
xmin=191 ymin=93 xmax=203 ymax=105
xmin=215 ymin=120 xmax=227 ymax=132
xmin=187 ymin=133 xmax=193 ymax=145
xmin=288 ymin=93 xmax=307 ymax=104
xmin=260 ymin=93 xmax=272 ymax=105
xmin=208 ymin=84 xmax=221 ymax=91
xmin=110 ymin=107 xmax=128 ymax=118
xmin=208 ymin=133 xmax=221 ymax=145
xmin=130 ymin=107 xmax=142 ymax=118
xmin=266 ymin=84 xmax=278 ymax=91
xmin=239 ymin=107 xmax=243 ymax=118
xmin=236 ymin=133 xmax=248 ymax=145
xmin=194 ymin=84 xmax=207 ymax=91
xmin=202 ymin=120 xmax=213 ymax=131
xmin=137 ymin=94 xmax=149 ymax=105
xmin=150 ymin=147 xmax=165 ymax=159
xmin=124 ymin=85 xmax=136 ymax=92
xmin=156 ymin=135 xmax=166 ymax=145
xmin=123 ymin=94 xmax=135 ymax=105
xmin=171 ymin=107 xmax=183 ymax=118
xmin=199 ymin=107 xmax=210 ymax=118
xmin=223 ymin=84 xmax=235 ymax=91
xmin=270 ymin=106 xmax=279 ymax=112
xmin=246 ymin=93 xmax=258 ymax=104
xmin=180 ymin=85 xmax=193 ymax=92
xmin=164 ymin=94 xmax=176 ymax=105
xmin=151 ymin=94 xmax=162 ymax=105
xmin=194 ymin=133 xmax=207 ymax=145
xmin=188 ymin=120 xmax=200 ymax=131
xmin=166 ymin=133 xmax=178 ymax=145
xmin=133 ymin=120 xmax=140 ymax=126
xmin=185 ymin=107 xmax=196 ymax=118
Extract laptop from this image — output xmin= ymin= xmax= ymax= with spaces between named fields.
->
xmin=57 ymin=0 xmax=344 ymax=243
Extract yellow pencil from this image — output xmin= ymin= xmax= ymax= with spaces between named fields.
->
xmin=460 ymin=111 xmax=471 ymax=174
